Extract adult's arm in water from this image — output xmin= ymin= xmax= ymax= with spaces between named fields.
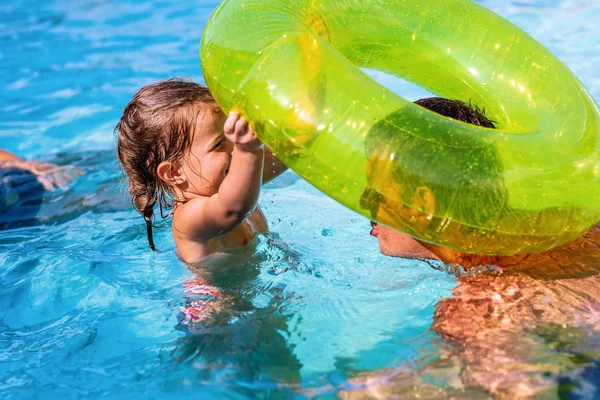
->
xmin=0 ymin=149 xmax=22 ymax=162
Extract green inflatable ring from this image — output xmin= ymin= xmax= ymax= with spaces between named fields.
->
xmin=201 ymin=0 xmax=600 ymax=255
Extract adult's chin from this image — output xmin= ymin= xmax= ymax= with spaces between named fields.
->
xmin=380 ymin=234 xmax=440 ymax=260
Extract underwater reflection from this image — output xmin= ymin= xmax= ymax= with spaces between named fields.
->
xmin=170 ymin=234 xmax=310 ymax=387
xmin=431 ymin=257 xmax=600 ymax=399
xmin=331 ymin=232 xmax=600 ymax=399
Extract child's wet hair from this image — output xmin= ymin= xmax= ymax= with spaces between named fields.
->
xmin=116 ymin=78 xmax=222 ymax=250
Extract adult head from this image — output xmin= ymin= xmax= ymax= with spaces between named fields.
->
xmin=364 ymin=98 xmax=505 ymax=263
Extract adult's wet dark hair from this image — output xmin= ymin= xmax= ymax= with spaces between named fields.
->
xmin=364 ymin=97 xmax=506 ymax=228
xmin=115 ymin=78 xmax=222 ymax=250
xmin=414 ymin=97 xmax=496 ymax=129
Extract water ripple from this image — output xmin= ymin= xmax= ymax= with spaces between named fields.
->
xmin=0 ymin=0 xmax=598 ymax=398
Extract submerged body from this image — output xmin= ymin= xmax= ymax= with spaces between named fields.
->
xmin=432 ymin=242 xmax=600 ymax=398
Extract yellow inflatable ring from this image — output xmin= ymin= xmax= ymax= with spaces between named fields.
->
xmin=201 ymin=0 xmax=600 ymax=255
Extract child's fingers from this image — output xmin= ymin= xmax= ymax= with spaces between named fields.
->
xmin=234 ymin=117 xmax=248 ymax=136
xmin=224 ymin=112 xmax=240 ymax=135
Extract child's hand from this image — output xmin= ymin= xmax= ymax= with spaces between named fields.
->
xmin=224 ymin=112 xmax=264 ymax=152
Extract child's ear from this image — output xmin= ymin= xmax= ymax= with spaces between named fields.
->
xmin=412 ymin=185 xmax=435 ymax=215
xmin=157 ymin=161 xmax=186 ymax=186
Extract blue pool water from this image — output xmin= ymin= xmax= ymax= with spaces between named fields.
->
xmin=1 ymin=1 xmax=599 ymax=398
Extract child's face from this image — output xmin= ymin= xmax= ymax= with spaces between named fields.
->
xmin=180 ymin=111 xmax=232 ymax=197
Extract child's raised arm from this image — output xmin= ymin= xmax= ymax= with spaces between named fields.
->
xmin=175 ymin=113 xmax=264 ymax=239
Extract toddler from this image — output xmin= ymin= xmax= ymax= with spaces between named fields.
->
xmin=116 ymin=79 xmax=287 ymax=263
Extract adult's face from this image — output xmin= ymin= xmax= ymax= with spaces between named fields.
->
xmin=364 ymin=156 xmax=440 ymax=260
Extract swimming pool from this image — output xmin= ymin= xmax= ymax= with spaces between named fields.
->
xmin=1 ymin=0 xmax=599 ymax=398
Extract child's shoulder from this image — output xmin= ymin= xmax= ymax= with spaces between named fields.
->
xmin=172 ymin=197 xmax=268 ymax=241
xmin=172 ymin=196 xmax=213 ymax=240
